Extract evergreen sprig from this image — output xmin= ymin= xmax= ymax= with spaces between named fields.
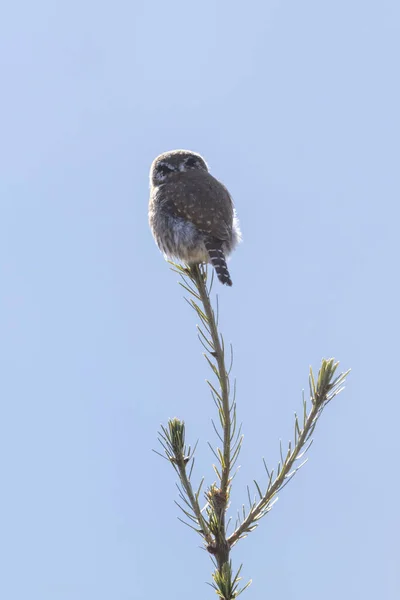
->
xmin=155 ymin=263 xmax=350 ymax=598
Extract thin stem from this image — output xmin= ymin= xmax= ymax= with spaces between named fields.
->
xmin=191 ymin=265 xmax=232 ymax=496
xmin=190 ymin=265 xmax=232 ymax=573
xmin=175 ymin=456 xmax=214 ymax=546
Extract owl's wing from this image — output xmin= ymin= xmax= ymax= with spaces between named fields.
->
xmin=161 ymin=172 xmax=234 ymax=241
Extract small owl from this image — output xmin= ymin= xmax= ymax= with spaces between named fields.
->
xmin=148 ymin=150 xmax=241 ymax=286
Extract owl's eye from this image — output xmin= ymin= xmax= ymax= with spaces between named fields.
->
xmin=154 ymin=163 xmax=175 ymax=181
xmin=185 ymin=157 xmax=198 ymax=168
xmin=157 ymin=163 xmax=174 ymax=176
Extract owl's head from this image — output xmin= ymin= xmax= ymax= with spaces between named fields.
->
xmin=150 ymin=150 xmax=209 ymax=185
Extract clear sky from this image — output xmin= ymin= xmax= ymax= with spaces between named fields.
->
xmin=1 ymin=1 xmax=399 ymax=599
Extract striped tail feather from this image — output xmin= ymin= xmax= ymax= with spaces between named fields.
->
xmin=204 ymin=239 xmax=233 ymax=286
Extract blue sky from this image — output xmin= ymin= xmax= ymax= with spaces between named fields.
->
xmin=1 ymin=1 xmax=399 ymax=598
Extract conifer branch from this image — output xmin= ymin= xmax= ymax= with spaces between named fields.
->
xmin=190 ymin=265 xmax=232 ymax=497
xmin=156 ymin=418 xmax=213 ymax=546
xmin=155 ymin=262 xmax=350 ymax=599
xmin=228 ymin=359 xmax=350 ymax=546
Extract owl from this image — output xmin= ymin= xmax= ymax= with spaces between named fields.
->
xmin=148 ymin=150 xmax=241 ymax=286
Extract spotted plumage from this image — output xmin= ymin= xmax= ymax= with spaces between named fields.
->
xmin=148 ymin=150 xmax=241 ymax=286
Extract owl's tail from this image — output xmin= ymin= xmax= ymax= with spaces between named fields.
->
xmin=205 ymin=239 xmax=233 ymax=286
